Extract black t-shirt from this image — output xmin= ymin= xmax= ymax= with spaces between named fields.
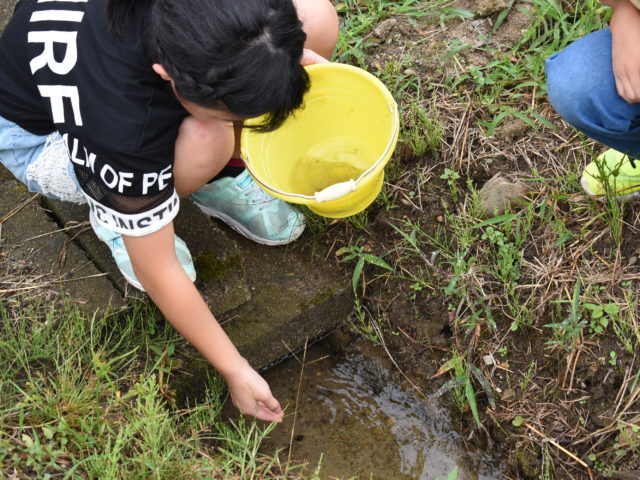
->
xmin=0 ymin=0 xmax=188 ymax=236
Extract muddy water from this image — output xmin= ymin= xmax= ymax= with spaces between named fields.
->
xmin=289 ymin=137 xmax=370 ymax=195
xmin=258 ymin=336 xmax=504 ymax=480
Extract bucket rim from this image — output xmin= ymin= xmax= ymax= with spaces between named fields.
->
xmin=243 ymin=63 xmax=399 ymax=204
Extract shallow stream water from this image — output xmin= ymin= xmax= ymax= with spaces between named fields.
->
xmin=256 ymin=336 xmax=504 ymax=480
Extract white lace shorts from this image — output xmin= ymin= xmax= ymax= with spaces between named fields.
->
xmin=0 ymin=114 xmax=86 ymax=204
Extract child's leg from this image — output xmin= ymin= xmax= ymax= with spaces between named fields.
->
xmin=292 ymin=0 xmax=339 ymax=59
xmin=179 ymin=114 xmax=305 ymax=245
xmin=546 ymin=28 xmax=640 ymax=157
xmin=172 ymin=116 xmax=235 ymax=197
xmin=90 ymin=114 xmax=220 ymax=290
xmin=0 ymin=114 xmax=85 ymax=203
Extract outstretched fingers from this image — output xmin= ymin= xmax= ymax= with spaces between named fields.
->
xmin=229 ymin=364 xmax=284 ymax=422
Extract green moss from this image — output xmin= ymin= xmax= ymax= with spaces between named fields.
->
xmin=514 ymin=448 xmax=540 ymax=479
xmin=302 ymin=285 xmax=340 ymax=310
xmin=11 ymin=183 xmax=28 ymax=194
xmin=193 ymin=253 xmax=242 ymax=282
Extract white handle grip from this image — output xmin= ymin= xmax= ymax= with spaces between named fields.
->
xmin=314 ymin=180 xmax=357 ymax=203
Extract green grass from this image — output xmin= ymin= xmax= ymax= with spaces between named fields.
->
xmin=443 ymin=0 xmax=610 ymax=134
xmin=4 ymin=1 xmax=639 ymax=478
xmin=0 ymin=302 xmax=306 ymax=479
xmin=332 ymin=1 xmax=640 ymax=475
xmin=335 ymin=0 xmax=442 ymax=65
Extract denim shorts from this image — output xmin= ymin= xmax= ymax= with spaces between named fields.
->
xmin=546 ymin=28 xmax=640 ymax=158
xmin=0 ymin=114 xmax=85 ymax=202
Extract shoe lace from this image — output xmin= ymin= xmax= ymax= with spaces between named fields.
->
xmin=243 ymin=180 xmax=274 ymax=210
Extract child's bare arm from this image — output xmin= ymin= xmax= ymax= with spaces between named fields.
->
xmin=122 ymin=223 xmax=283 ymax=422
xmin=606 ymin=0 xmax=640 ymax=102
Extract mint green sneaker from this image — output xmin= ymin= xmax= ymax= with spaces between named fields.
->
xmin=90 ymin=212 xmax=196 ymax=291
xmin=189 ymin=169 xmax=305 ymax=246
xmin=581 ymin=149 xmax=640 ymax=200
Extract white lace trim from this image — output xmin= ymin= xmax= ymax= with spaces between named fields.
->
xmin=25 ymin=133 xmax=86 ymax=204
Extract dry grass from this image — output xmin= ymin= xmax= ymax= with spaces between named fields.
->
xmin=340 ymin=34 xmax=640 ymax=475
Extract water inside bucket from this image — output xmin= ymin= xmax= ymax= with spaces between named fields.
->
xmin=291 ymin=137 xmax=372 ymax=196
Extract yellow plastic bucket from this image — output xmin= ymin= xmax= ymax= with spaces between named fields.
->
xmin=241 ymin=63 xmax=399 ymax=218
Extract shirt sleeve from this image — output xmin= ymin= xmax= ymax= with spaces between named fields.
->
xmin=70 ymin=134 xmax=180 ymax=237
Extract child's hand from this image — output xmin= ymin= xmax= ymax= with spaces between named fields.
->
xmin=122 ymin=227 xmax=282 ymax=423
xmin=226 ymin=359 xmax=284 ymax=422
xmin=610 ymin=1 xmax=640 ymax=102
xmin=301 ymin=48 xmax=329 ymax=66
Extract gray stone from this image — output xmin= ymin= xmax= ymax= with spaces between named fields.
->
xmin=0 ymin=180 xmax=125 ymax=315
xmin=477 ymin=174 xmax=529 ymax=219
xmin=45 ymin=194 xmax=352 ymax=382
xmin=373 ymin=18 xmax=397 ymax=42
xmin=0 ymin=0 xmax=17 ymax=33
xmin=44 ymin=197 xmax=252 ymax=315
xmin=476 ymin=0 xmax=511 ymax=17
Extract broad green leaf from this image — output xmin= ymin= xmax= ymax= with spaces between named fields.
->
xmin=359 ymin=253 xmax=393 ymax=271
xmin=603 ymin=303 xmax=619 ymax=316
xmin=465 ymin=380 xmax=481 ymax=428
xmin=471 ymin=214 xmax=517 ymax=229
xmin=352 ymin=257 xmax=365 ymax=294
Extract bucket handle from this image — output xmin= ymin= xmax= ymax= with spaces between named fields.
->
xmin=314 ymin=180 xmax=357 ymax=203
xmin=245 ymin=99 xmax=399 ymax=202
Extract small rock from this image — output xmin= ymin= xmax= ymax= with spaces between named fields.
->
xmin=629 ymin=256 xmax=638 ymax=266
xmin=501 ymin=388 xmax=515 ymax=401
xmin=436 ymin=215 xmax=444 ymax=223
xmin=476 ymin=0 xmax=511 ymax=17
xmin=477 ymin=175 xmax=530 ymax=219
xmin=372 ymin=18 xmax=397 ymax=41
xmin=482 ymin=354 xmax=495 ymax=366
xmin=496 ymin=118 xmax=530 ymax=145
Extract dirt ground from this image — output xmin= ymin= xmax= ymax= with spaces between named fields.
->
xmin=312 ymin=2 xmax=640 ymax=479
xmin=1 ymin=0 xmax=637 ymax=477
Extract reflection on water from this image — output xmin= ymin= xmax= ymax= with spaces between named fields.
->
xmin=259 ymin=338 xmax=504 ymax=480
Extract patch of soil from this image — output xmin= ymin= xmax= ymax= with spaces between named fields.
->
xmin=318 ymin=3 xmax=640 ymax=478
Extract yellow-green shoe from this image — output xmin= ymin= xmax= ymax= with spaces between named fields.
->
xmin=581 ymin=149 xmax=640 ymax=199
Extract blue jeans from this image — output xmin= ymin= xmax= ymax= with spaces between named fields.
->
xmin=546 ymin=28 xmax=640 ymax=158
xmin=0 ymin=114 xmax=85 ymax=202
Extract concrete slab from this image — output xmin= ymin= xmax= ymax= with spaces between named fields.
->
xmin=174 ymin=200 xmax=252 ymax=315
xmin=0 ymin=0 xmax=17 ymax=32
xmin=223 ymin=231 xmax=354 ymax=368
xmin=171 ymin=209 xmax=354 ymax=404
xmin=0 ymin=0 xmax=353 ymax=387
xmin=0 ymin=180 xmax=126 ymax=315
xmin=45 ymin=198 xmax=253 ymax=315
xmin=46 ymin=197 xmax=353 ymax=363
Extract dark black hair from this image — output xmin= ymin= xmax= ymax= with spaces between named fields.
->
xmin=106 ymin=0 xmax=309 ymax=131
